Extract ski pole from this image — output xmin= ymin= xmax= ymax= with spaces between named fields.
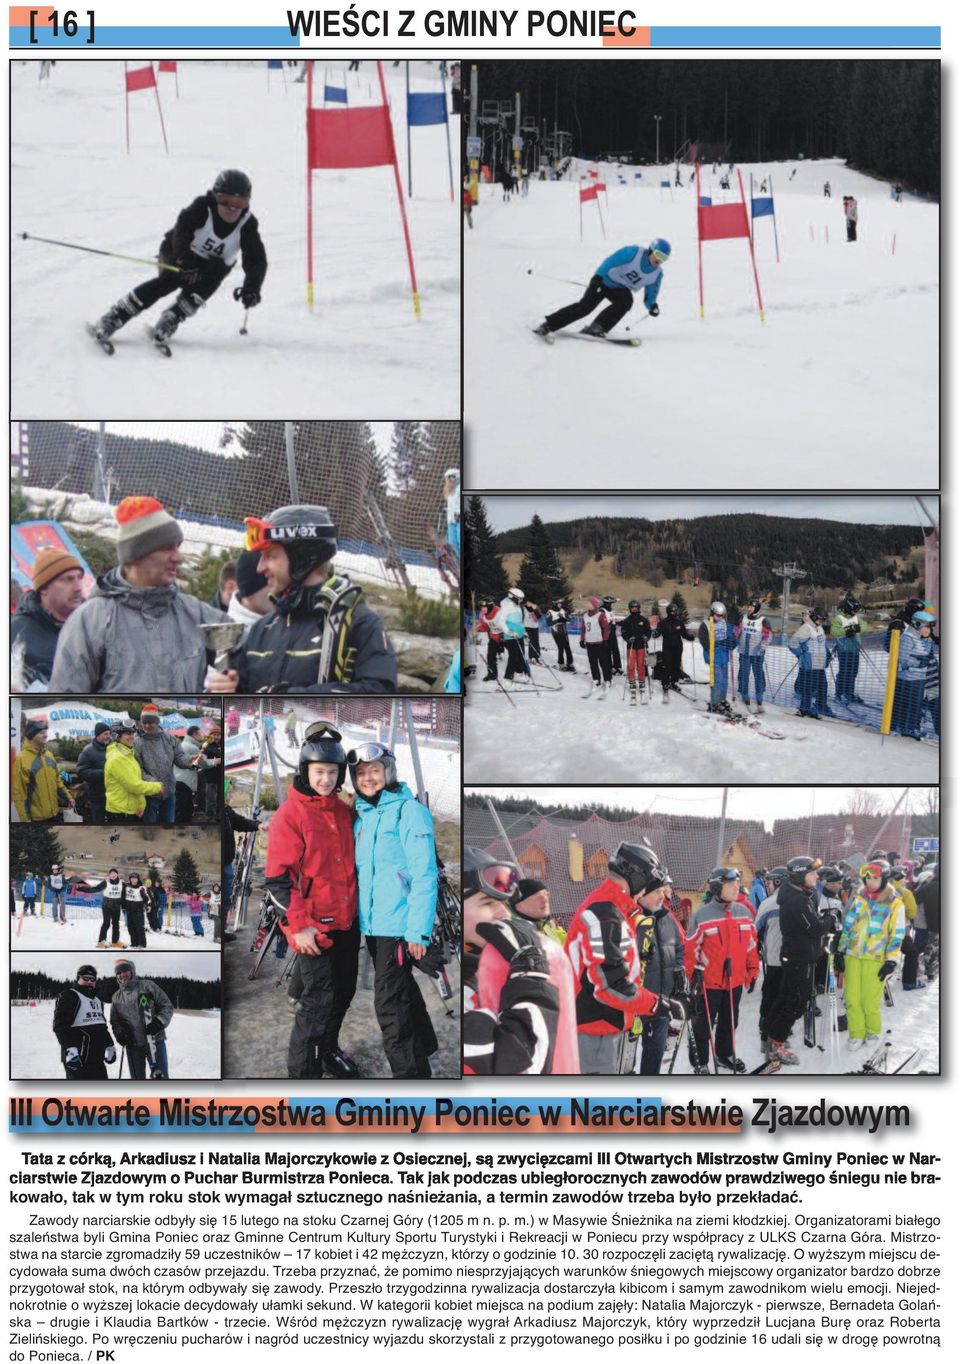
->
xmin=117 ymin=1048 xmax=125 ymax=1079
xmin=724 ymin=960 xmax=740 ymax=1072
xmin=699 ymin=973 xmax=721 ymax=1074
xmin=668 ymin=1015 xmax=687 ymax=1074
xmin=524 ymin=266 xmax=586 ymax=287
xmin=19 ymin=231 xmax=182 ymax=272
xmin=233 ymin=286 xmax=250 ymax=335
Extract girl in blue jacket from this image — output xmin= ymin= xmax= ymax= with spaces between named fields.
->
xmin=349 ymin=743 xmax=439 ymax=1079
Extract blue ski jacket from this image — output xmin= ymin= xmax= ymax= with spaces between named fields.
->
xmin=353 ymin=782 xmax=438 ymax=945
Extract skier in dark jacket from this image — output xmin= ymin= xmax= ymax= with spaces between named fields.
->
xmin=121 ymin=872 xmax=150 ymax=949
xmin=620 ymin=599 xmax=651 ymax=703
xmin=632 ymin=896 xmax=686 ymax=1075
xmin=656 ymin=604 xmax=696 ymax=699
xmin=53 ymin=965 xmax=116 ymax=1079
xmin=11 ymin=548 xmax=85 ymax=689
xmin=208 ymin=505 xmax=397 ymax=694
xmin=76 ymin=722 xmax=111 ymax=823
xmin=763 ymin=856 xmax=829 ymax=1066
xmin=91 ymin=169 xmax=267 ymax=349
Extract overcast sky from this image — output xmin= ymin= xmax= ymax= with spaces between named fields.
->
xmin=466 ymin=786 xmax=929 ymax=832
xmin=476 ymin=495 xmax=936 ymax=533
xmin=68 ymin=421 xmax=393 ymax=455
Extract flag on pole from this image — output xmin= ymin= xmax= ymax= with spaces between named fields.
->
xmin=407 ymin=92 xmax=446 ymax=125
xmin=579 ymin=182 xmax=598 ymax=203
xmin=124 ymin=62 xmax=168 ymax=154
xmin=695 ymin=165 xmax=765 ymax=321
xmin=157 ymin=60 xmax=177 ymax=74
xmin=305 ymin=60 xmax=421 ymax=317
xmin=324 ymin=82 xmax=348 ymax=104
xmin=125 ymin=64 xmax=156 ymax=92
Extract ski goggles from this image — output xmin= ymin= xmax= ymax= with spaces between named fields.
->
xmin=215 ymin=193 xmax=249 ymax=212
xmin=859 ymin=862 xmax=886 ymax=880
xmin=244 ymin=515 xmax=337 ymax=553
xmin=714 ymin=868 xmax=741 ymax=884
xmin=304 ymin=720 xmax=342 ymax=744
xmin=650 ymin=246 xmax=670 ymax=264
xmin=473 ymin=862 xmax=520 ymax=902
xmin=77 ymin=969 xmax=97 ymax=981
xmin=346 ymin=743 xmax=390 ymax=767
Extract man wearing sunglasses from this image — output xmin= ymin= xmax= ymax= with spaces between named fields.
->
xmin=208 ymin=505 xmax=396 ymax=695
xmin=91 ymin=168 xmax=267 ymax=350
xmin=534 ymin=237 xmax=670 ymax=341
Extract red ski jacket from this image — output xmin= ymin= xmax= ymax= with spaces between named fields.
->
xmin=684 ymin=897 xmax=759 ymax=990
xmin=565 ymin=878 xmax=660 ymax=1035
xmin=266 ymin=786 xmax=357 ymax=943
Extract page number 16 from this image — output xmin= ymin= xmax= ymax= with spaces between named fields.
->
xmin=29 ymin=10 xmax=97 ymax=43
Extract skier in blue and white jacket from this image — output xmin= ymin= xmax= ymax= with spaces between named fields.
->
xmin=535 ymin=238 xmax=670 ymax=340
xmin=698 ymin=601 xmax=734 ymax=715
xmin=735 ymin=599 xmax=772 ymax=714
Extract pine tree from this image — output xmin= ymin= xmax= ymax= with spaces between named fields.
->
xmin=464 ymin=496 xmax=509 ymax=605
xmin=518 ymin=515 xmax=573 ymax=607
xmin=10 ymin=825 xmax=64 ymax=879
xmin=172 ymin=850 xmax=201 ymax=897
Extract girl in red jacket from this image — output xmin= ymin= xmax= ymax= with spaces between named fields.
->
xmin=265 ymin=722 xmax=360 ymax=1080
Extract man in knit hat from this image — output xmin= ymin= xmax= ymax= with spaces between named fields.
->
xmin=12 ymin=719 xmax=75 ymax=823
xmin=48 ymin=497 xmax=229 ymax=694
xmin=76 ymin=721 xmax=112 ymax=824
xmin=11 ymin=548 xmax=85 ymax=689
xmin=134 ymin=704 xmax=193 ymax=825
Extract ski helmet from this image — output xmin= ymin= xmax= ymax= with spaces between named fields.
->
xmin=767 ymin=865 xmax=788 ymax=888
xmin=608 ymin=843 xmax=670 ymax=898
xmin=747 ymin=597 xmax=763 ymax=613
xmin=707 ymin=866 xmax=741 ymax=895
xmin=346 ymin=742 xmax=398 ymax=791
xmin=667 ymin=602 xmax=679 ymax=616
xmin=820 ymin=864 xmax=843 ymax=886
xmin=463 ymin=846 xmax=520 ymax=902
xmin=507 ymin=587 xmax=525 ymax=603
xmin=912 ymin=610 xmax=936 ymax=626
xmin=809 ymin=606 xmax=826 ymax=624
xmin=244 ymin=505 xmax=338 ymax=588
xmin=786 ymin=855 xmax=819 ymax=887
xmin=889 ymin=865 xmax=907 ymax=882
xmin=649 ymin=237 xmax=671 ymax=263
xmin=213 ymin=168 xmax=252 ymax=200
xmin=905 ymin=596 xmax=925 ymax=616
xmin=710 ymin=601 xmax=726 ymax=616
xmin=859 ymin=858 xmax=891 ymax=890
xmin=107 ymin=867 xmax=119 ymax=879
xmin=628 ymin=599 xmax=641 ymax=610
xmin=297 ymin=720 xmax=347 ymax=791
xmin=76 ymin=964 xmax=98 ymax=981
xmin=841 ymin=593 xmax=862 ymax=614
xmin=601 ymin=595 xmax=617 ymax=607
xmin=114 ymin=720 xmax=137 ymax=736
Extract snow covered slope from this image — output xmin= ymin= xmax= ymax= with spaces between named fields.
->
xmin=464 ymin=641 xmax=938 ymax=783
xmin=11 ymin=60 xmax=459 ymax=417
xmin=10 ymin=999 xmax=221 ymax=1079
xmin=465 ymin=158 xmax=937 ymax=488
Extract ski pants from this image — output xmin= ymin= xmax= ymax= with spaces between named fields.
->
xmin=99 ymin=904 xmax=121 ymax=943
xmin=503 ymin=637 xmax=527 ymax=681
xmin=709 ymin=652 xmax=730 ymax=706
xmin=892 ymin=677 xmax=926 ymax=739
xmin=287 ymin=923 xmax=360 ymax=1078
xmin=366 ymin=935 xmax=438 ymax=1079
xmin=190 ymin=914 xmax=205 ymax=937
xmin=797 ymin=666 xmax=828 ymax=715
xmin=483 ymin=638 xmax=502 ymax=678
xmin=586 ymin=641 xmax=612 ymax=684
xmin=842 ymin=955 xmax=886 ymax=1039
xmin=50 ymin=890 xmax=67 ymax=923
xmin=545 ymin=275 xmax=634 ymax=335
xmin=126 ymin=1039 xmax=169 ymax=1081
xmin=578 ymin=1031 xmax=621 ymax=1075
xmin=835 ymin=647 xmax=860 ymax=700
xmin=23 ymin=897 xmax=36 ymax=914
xmin=693 ymin=984 xmax=742 ymax=1065
xmin=552 ymin=628 xmax=573 ymax=668
xmin=525 ymin=627 xmax=541 ymax=661
xmin=846 ymin=218 xmax=857 ymax=242
xmin=126 ymin=908 xmax=147 ymax=949
xmin=738 ymin=653 xmax=765 ymax=704
xmin=766 ymin=959 xmax=814 ymax=1045
xmin=85 ymin=800 xmax=106 ymax=824
xmin=130 ymin=241 xmax=228 ymax=312
xmin=145 ymin=792 xmax=177 ymax=825
xmin=636 ymin=1014 xmax=670 ymax=1075
xmin=900 ymin=930 xmax=921 ymax=987
xmin=759 ymin=963 xmax=781 ymax=1038
xmin=607 ymin=632 xmax=622 ymax=672
xmin=627 ymin=647 xmax=647 ymax=685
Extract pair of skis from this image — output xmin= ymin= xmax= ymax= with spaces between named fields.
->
xmin=137 ymin=993 xmax=164 ymax=1079
xmin=86 ymin=322 xmax=173 ymax=358
xmin=534 ymin=328 xmax=641 ymax=349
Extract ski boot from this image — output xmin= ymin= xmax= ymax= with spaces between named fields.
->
xmin=91 ymin=292 xmax=142 ymax=352
xmin=323 ymin=1048 xmax=361 ymax=1079
xmin=580 ymin=321 xmax=606 ymax=337
xmin=533 ymin=321 xmax=551 ymax=337
xmin=629 ymin=682 xmax=637 ymax=706
xmin=716 ymin=1054 xmax=747 ymax=1074
xmin=150 ymin=290 xmax=204 ymax=352
xmin=767 ymin=1040 xmax=800 ymax=1065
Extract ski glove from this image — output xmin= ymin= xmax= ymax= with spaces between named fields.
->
xmin=647 ymin=303 xmax=660 ymax=317
xmin=690 ymin=968 xmax=704 ymax=995
xmin=144 ymin=1017 xmax=164 ymax=1036
xmin=877 ymin=960 xmax=897 ymax=982
xmin=653 ymin=995 xmax=686 ymax=1022
xmin=175 ymin=258 xmax=203 ymax=287
xmin=112 ymin=1027 xmax=133 ymax=1048
xmin=672 ymin=969 xmax=688 ymax=998
xmin=104 ymin=1046 xmax=117 ymax=1064
xmin=235 ymin=285 xmax=261 ymax=308
xmin=833 ymin=951 xmax=845 ymax=975
xmin=475 ymin=919 xmax=549 ymax=978
xmin=65 ymin=1048 xmax=82 ymax=1074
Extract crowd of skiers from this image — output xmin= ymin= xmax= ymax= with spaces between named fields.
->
xmin=12 ymin=708 xmax=221 ymax=826
xmin=472 ymin=589 xmax=939 ymax=738
xmin=52 ymin=958 xmax=174 ymax=1080
xmin=12 ymin=867 xmax=221 ymax=947
xmin=252 ymin=722 xmax=443 ymax=1080
xmin=463 ymin=842 xmax=939 ymax=1075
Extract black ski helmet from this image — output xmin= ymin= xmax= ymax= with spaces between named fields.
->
xmin=819 ymin=864 xmax=843 ymax=886
xmin=707 ymin=866 xmax=741 ymax=895
xmin=748 ymin=597 xmax=762 ymax=612
xmin=76 ymin=964 xmax=98 ymax=981
xmin=213 ymin=168 xmax=252 ymax=199
xmin=786 ymin=855 xmax=818 ymax=886
xmin=601 ymin=594 xmax=617 ymax=607
xmin=840 ymin=593 xmax=862 ymax=614
xmin=628 ymin=599 xmax=641 ymax=610
xmin=246 ymin=505 xmax=338 ymax=589
xmin=347 ymin=742 xmax=398 ymax=791
xmin=608 ymin=842 xmax=670 ymax=897
xmin=463 ymin=846 xmax=520 ymax=902
xmin=297 ymin=720 xmax=347 ymax=791
xmin=767 ymin=865 xmax=788 ymax=888
xmin=667 ymin=602 xmax=679 ymax=616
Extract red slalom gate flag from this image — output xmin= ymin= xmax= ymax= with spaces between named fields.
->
xmin=125 ymin=64 xmax=156 ymax=92
xmin=579 ymin=182 xmax=598 ymax=203
xmin=158 ymin=60 xmax=177 ymax=74
xmin=305 ymin=60 xmax=420 ymax=317
xmin=695 ymin=164 xmax=765 ymax=322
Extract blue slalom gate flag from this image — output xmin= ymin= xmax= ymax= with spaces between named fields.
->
xmin=407 ymin=91 xmax=447 ymax=126
xmin=324 ymin=84 xmax=348 ymax=104
xmin=752 ymin=195 xmax=775 ymax=218
xmin=699 ymin=195 xmax=713 ymax=206
xmin=267 ymin=59 xmax=283 ymax=70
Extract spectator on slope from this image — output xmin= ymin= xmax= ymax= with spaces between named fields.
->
xmin=11 ymin=548 xmax=85 ymax=690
